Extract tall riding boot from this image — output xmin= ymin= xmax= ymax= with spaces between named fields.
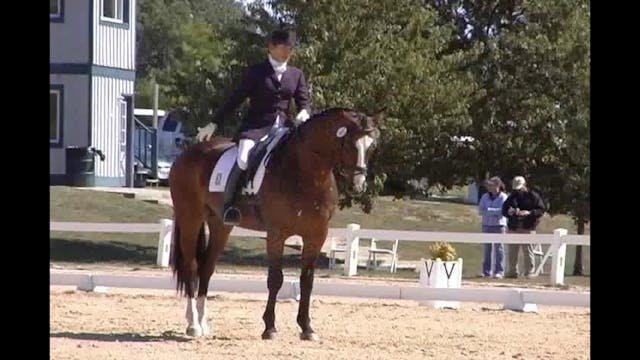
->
xmin=222 ymin=163 xmax=245 ymax=226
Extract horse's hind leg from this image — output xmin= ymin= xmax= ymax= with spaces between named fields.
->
xmin=196 ymin=214 xmax=232 ymax=336
xmin=177 ymin=214 xmax=206 ymax=337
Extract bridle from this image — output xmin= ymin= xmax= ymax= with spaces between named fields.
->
xmin=335 ymin=129 xmax=377 ymax=180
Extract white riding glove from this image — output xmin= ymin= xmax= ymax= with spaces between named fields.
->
xmin=196 ymin=122 xmax=217 ymax=142
xmin=294 ymin=109 xmax=310 ymax=126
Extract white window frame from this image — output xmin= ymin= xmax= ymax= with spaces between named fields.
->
xmin=50 ymin=89 xmax=61 ymax=144
xmin=50 ymin=0 xmax=62 ymax=19
xmin=101 ymin=0 xmax=124 ymax=23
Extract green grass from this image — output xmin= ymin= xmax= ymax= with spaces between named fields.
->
xmin=50 ymin=186 xmax=590 ymax=285
xmin=50 ymin=186 xmax=173 ymax=222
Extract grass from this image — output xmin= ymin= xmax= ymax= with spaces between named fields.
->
xmin=50 ymin=186 xmax=590 ymax=286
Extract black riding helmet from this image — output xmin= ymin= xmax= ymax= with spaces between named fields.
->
xmin=268 ymin=29 xmax=296 ymax=47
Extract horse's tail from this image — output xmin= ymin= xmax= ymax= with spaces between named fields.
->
xmin=171 ymin=220 xmax=207 ymax=295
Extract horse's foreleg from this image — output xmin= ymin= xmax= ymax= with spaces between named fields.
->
xmin=297 ymin=234 xmax=325 ymax=341
xmin=262 ymin=233 xmax=286 ymax=340
xmin=185 ymin=296 xmax=200 ymax=336
xmin=196 ymin=216 xmax=231 ymax=336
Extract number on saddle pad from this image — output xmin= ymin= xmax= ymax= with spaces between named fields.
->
xmin=208 ymin=128 xmax=290 ymax=195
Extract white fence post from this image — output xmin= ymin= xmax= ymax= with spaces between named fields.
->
xmin=157 ymin=219 xmax=174 ymax=268
xmin=503 ymin=288 xmax=538 ymax=313
xmin=344 ymin=223 xmax=361 ymax=276
xmin=550 ymin=228 xmax=568 ymax=285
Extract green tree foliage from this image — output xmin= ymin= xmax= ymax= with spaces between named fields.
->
xmin=135 ymin=0 xmax=589 ymax=221
xmin=135 ymin=0 xmax=246 ymax=134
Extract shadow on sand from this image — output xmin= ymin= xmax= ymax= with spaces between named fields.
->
xmin=50 ymin=331 xmax=191 ymax=343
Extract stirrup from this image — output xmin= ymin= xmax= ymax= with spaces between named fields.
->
xmin=223 ymin=205 xmax=241 ymax=226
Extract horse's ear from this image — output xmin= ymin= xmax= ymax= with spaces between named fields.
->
xmin=372 ymin=108 xmax=386 ymax=126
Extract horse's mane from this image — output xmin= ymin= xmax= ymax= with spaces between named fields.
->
xmin=304 ymin=107 xmax=358 ymax=124
xmin=266 ymin=107 xmax=358 ymax=179
xmin=275 ymin=107 xmax=356 ymax=150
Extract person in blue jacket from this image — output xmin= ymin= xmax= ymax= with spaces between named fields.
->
xmin=478 ymin=177 xmax=508 ymax=278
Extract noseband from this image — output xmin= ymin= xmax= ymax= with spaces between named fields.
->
xmin=335 ymin=131 xmax=373 ymax=179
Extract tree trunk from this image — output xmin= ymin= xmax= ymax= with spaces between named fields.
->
xmin=572 ymin=219 xmax=585 ymax=276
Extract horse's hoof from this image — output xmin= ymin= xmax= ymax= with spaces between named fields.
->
xmin=186 ymin=326 xmax=203 ymax=337
xmin=200 ymin=323 xmax=210 ymax=336
xmin=261 ymin=329 xmax=277 ymax=340
xmin=300 ymin=331 xmax=319 ymax=341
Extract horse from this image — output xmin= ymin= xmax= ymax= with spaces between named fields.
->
xmin=168 ymin=107 xmax=382 ymax=340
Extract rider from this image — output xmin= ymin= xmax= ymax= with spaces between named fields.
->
xmin=196 ymin=29 xmax=312 ymax=226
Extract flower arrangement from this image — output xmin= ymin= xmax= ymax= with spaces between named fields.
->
xmin=428 ymin=242 xmax=457 ymax=261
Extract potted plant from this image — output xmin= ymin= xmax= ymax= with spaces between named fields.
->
xmin=418 ymin=242 xmax=463 ymax=309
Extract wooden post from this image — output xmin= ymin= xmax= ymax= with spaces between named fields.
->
xmin=550 ymin=228 xmax=568 ymax=285
xmin=344 ymin=224 xmax=360 ymax=276
xmin=157 ymin=219 xmax=173 ymax=268
xmin=151 ymin=80 xmax=159 ymax=179
xmin=124 ymin=94 xmax=134 ymax=188
xmin=152 ymin=80 xmax=159 ymax=128
xmin=573 ymin=220 xmax=586 ymax=275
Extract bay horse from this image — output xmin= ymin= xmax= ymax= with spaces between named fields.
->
xmin=169 ymin=108 xmax=382 ymax=340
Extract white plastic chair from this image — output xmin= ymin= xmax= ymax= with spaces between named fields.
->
xmin=328 ymin=237 xmax=347 ymax=270
xmin=366 ymin=238 xmax=399 ymax=273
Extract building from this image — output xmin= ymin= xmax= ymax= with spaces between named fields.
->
xmin=50 ymin=0 xmax=136 ymax=186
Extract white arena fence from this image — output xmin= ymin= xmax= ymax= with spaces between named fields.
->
xmin=50 ymin=221 xmax=590 ymax=310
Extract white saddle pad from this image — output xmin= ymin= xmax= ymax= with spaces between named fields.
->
xmin=208 ymin=127 xmax=289 ymax=195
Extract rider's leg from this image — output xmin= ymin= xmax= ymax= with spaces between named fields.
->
xmin=222 ymin=139 xmax=255 ymax=225
xmin=237 ymin=139 xmax=256 ymax=171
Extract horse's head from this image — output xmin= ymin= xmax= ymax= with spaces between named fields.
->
xmin=330 ymin=109 xmax=383 ymax=193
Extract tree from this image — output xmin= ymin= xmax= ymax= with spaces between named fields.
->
xmin=135 ymin=0 xmax=249 ymax=134
xmin=431 ymin=0 xmax=589 ymax=225
xmin=268 ymin=0 xmax=477 ymax=195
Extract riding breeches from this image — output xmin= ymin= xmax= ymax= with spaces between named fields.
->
xmin=237 ymin=139 xmax=256 ymax=170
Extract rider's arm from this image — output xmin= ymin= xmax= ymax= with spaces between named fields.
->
xmin=212 ymin=66 xmax=254 ymax=127
xmin=294 ymin=71 xmax=311 ymax=114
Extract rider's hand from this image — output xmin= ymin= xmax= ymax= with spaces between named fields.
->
xmin=294 ymin=109 xmax=310 ymax=126
xmin=196 ymin=123 xmax=217 ymax=142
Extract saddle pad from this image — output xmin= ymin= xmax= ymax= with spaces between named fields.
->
xmin=208 ymin=127 xmax=289 ymax=195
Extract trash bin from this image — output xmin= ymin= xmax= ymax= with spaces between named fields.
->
xmin=65 ymin=147 xmax=105 ymax=187
xmin=134 ymin=164 xmax=150 ymax=188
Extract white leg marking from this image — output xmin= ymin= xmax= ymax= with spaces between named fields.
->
xmin=196 ymin=295 xmax=209 ymax=336
xmin=185 ymin=297 xmax=202 ymax=336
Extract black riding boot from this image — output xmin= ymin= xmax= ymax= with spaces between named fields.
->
xmin=222 ymin=163 xmax=245 ymax=226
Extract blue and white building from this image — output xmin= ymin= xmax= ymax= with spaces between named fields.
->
xmin=50 ymin=0 xmax=136 ymax=186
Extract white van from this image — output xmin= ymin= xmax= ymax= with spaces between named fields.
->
xmin=134 ymin=109 xmax=186 ymax=182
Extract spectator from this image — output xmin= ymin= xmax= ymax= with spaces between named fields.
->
xmin=478 ymin=177 xmax=508 ymax=278
xmin=501 ymin=176 xmax=546 ymax=278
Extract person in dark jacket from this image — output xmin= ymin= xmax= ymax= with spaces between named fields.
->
xmin=195 ymin=29 xmax=312 ymax=225
xmin=501 ymin=176 xmax=546 ymax=278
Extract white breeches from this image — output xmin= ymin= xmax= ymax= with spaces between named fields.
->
xmin=237 ymin=139 xmax=256 ymax=170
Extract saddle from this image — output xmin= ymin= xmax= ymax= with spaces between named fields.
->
xmin=209 ymin=127 xmax=290 ymax=195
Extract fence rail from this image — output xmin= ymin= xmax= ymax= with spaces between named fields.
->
xmin=50 ymin=220 xmax=590 ymax=285
xmin=49 ymin=270 xmax=590 ymax=310
xmin=49 ymin=222 xmax=589 ymax=245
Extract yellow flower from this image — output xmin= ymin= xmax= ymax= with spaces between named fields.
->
xmin=428 ymin=242 xmax=457 ymax=261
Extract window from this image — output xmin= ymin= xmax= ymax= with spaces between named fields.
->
xmin=50 ymin=0 xmax=63 ymax=21
xmin=50 ymin=87 xmax=63 ymax=145
xmin=102 ymin=0 xmax=124 ymax=22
